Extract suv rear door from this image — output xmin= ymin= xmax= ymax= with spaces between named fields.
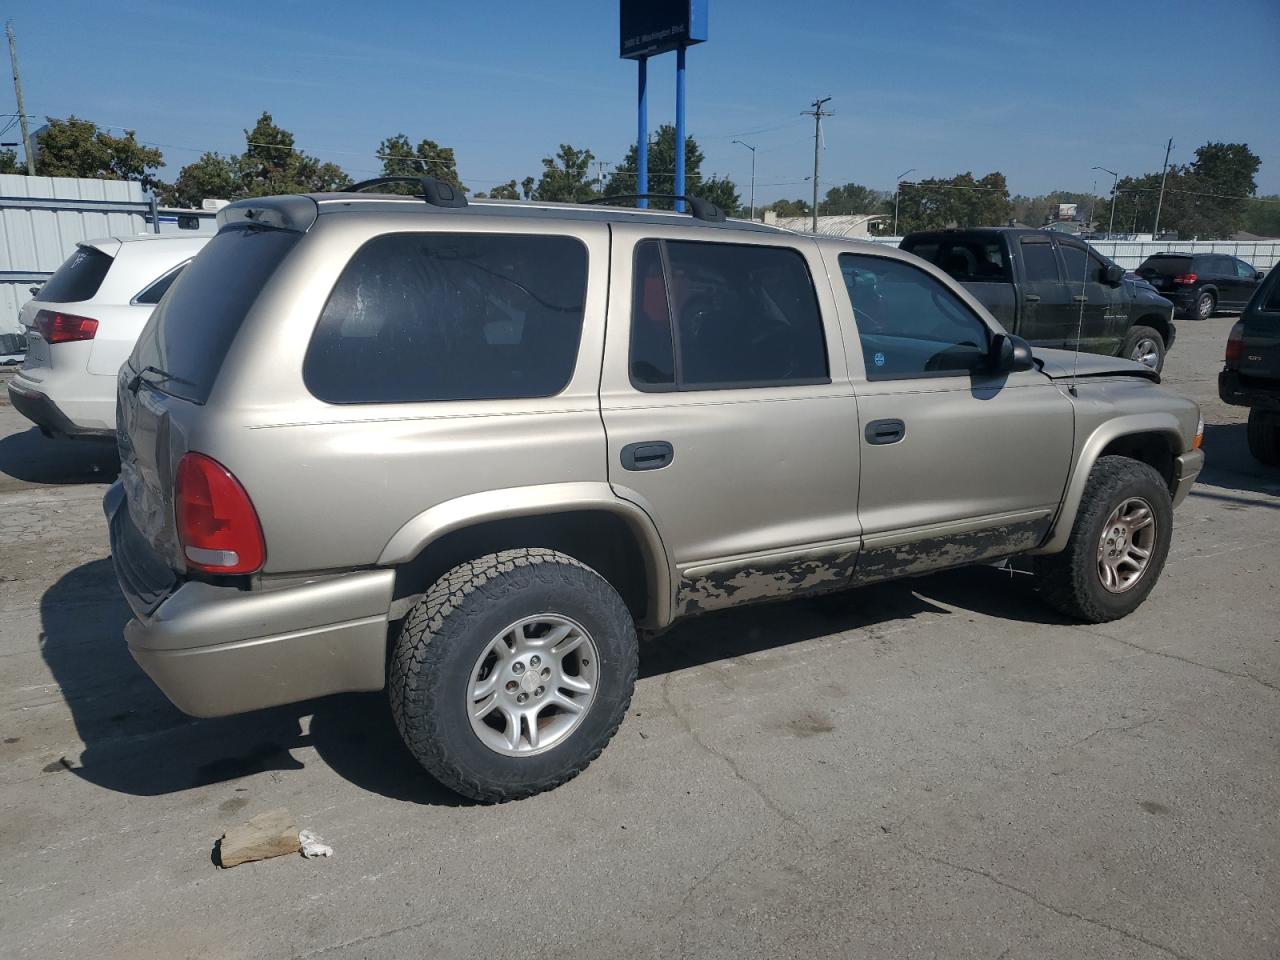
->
xmin=1224 ymin=257 xmax=1261 ymax=308
xmin=600 ymin=224 xmax=862 ymax=615
xmin=1015 ymin=234 xmax=1069 ymax=347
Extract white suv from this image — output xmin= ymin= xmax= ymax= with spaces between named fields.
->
xmin=7 ymin=234 xmax=209 ymax=437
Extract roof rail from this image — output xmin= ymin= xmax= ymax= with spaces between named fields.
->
xmin=589 ymin=193 xmax=727 ymax=223
xmin=344 ymin=176 xmax=467 ymax=208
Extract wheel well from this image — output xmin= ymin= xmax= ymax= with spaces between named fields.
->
xmin=392 ymin=511 xmax=655 ymax=627
xmin=1134 ymin=314 xmax=1170 ymax=345
xmin=1098 ymin=432 xmax=1177 ymax=490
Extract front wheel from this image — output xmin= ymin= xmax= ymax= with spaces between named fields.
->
xmin=1033 ymin=456 xmax=1173 ymax=623
xmin=389 ymin=549 xmax=638 ymax=802
xmin=1247 ymin=409 xmax=1280 ymax=466
xmin=1122 ymin=325 xmax=1166 ymax=373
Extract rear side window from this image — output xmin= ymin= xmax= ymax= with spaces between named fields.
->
xmin=903 ymin=237 xmax=1009 ymax=282
xmin=1138 ymin=255 xmax=1191 ymax=278
xmin=628 ymin=239 xmax=828 ymax=391
xmin=133 ymin=262 xmax=189 ymax=305
xmin=304 ymin=233 xmax=588 ymax=404
xmin=34 ymin=246 xmax=113 ymax=302
xmin=131 ymin=226 xmax=301 ymax=403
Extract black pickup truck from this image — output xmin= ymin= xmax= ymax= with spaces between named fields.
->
xmin=901 ymin=228 xmax=1176 ymax=372
xmin=1220 ymin=265 xmax=1280 ymax=464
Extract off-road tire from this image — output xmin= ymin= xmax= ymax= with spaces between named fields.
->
xmin=1033 ymin=456 xmax=1173 ymax=623
xmin=1194 ymin=290 xmax=1216 ymax=320
xmin=1247 ymin=409 xmax=1280 ymax=466
xmin=389 ymin=549 xmax=637 ymax=803
xmin=1121 ymin=325 xmax=1166 ymax=373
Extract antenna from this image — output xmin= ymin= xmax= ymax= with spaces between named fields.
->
xmin=1069 ymin=238 xmax=1090 ymax=396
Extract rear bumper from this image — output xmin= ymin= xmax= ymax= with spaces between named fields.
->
xmin=1171 ymin=448 xmax=1204 ymax=509
xmin=7 ymin=377 xmax=113 ymax=438
xmin=1219 ymin=369 xmax=1280 ymax=411
xmin=104 ymin=483 xmax=394 ymax=718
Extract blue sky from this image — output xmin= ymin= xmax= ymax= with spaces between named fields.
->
xmin=7 ymin=0 xmax=1280 ymax=202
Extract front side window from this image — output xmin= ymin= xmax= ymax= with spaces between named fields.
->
xmin=1058 ymin=242 xmax=1091 ymax=284
xmin=1019 ymin=239 xmax=1060 ymax=282
xmin=1235 ymin=259 xmax=1257 ymax=280
xmin=840 ymin=254 xmax=991 ymax=380
xmin=627 ymin=239 xmax=828 ymax=391
xmin=304 ymin=233 xmax=588 ymax=403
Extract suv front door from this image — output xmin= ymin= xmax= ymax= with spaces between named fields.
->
xmin=600 ymin=225 xmax=863 ymax=617
xmin=831 ymin=251 xmax=1074 ymax=583
xmin=1057 ymin=238 xmax=1124 ymax=356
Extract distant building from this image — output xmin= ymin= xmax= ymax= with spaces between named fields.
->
xmin=762 ymin=212 xmax=890 ymax=237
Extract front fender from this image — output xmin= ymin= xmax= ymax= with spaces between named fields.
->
xmin=1030 ymin=412 xmax=1187 ymax=555
xmin=377 ymin=481 xmax=675 ymax=627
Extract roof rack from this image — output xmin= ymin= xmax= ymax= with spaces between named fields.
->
xmin=344 ymin=176 xmax=467 ymax=208
xmin=588 ymin=193 xmax=727 ymax=223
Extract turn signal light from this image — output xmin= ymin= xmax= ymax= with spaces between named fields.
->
xmin=33 ymin=309 xmax=99 ymax=344
xmin=1224 ymin=321 xmax=1244 ymax=369
xmin=1173 ymin=273 xmax=1197 ymax=285
xmin=174 ymin=453 xmax=265 ymax=575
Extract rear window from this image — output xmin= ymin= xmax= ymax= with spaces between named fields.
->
xmin=304 ymin=233 xmax=588 ymax=404
xmin=1137 ymin=255 xmax=1191 ymax=277
xmin=901 ymin=237 xmax=1010 ymax=282
xmin=131 ymin=225 xmax=301 ymax=403
xmin=34 ymin=246 xmax=113 ymax=303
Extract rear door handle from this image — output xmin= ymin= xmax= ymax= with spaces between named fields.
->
xmin=1023 ymin=294 xmax=1041 ymax=302
xmin=1073 ymin=295 xmax=1088 ymax=302
xmin=865 ymin=419 xmax=905 ymax=445
xmin=621 ymin=441 xmax=674 ymax=471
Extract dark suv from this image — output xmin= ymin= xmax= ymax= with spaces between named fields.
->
xmin=1137 ymin=253 xmax=1265 ymax=321
xmin=1220 ymin=266 xmax=1280 ymax=464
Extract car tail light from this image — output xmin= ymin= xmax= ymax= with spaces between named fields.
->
xmin=175 ymin=453 xmax=265 ymax=574
xmin=1173 ymin=273 xmax=1197 ymax=285
xmin=1224 ymin=321 xmax=1244 ymax=369
xmin=33 ymin=309 xmax=99 ymax=344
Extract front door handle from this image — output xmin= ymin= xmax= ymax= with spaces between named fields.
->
xmin=621 ymin=441 xmax=674 ymax=471
xmin=1023 ymin=293 xmax=1041 ymax=302
xmin=865 ymin=419 xmax=905 ymax=445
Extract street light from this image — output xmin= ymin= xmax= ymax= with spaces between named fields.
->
xmin=732 ymin=139 xmax=757 ymax=221
xmin=1093 ymin=165 xmax=1120 ymax=237
xmin=893 ymin=167 xmax=915 ymax=236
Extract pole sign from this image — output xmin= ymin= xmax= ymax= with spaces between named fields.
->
xmin=620 ymin=0 xmax=707 ymax=60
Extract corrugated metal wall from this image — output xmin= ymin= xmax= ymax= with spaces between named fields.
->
xmin=1 ymin=174 xmax=148 ymax=348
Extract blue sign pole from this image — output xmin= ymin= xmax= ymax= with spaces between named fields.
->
xmin=637 ymin=56 xmax=648 ymax=208
xmin=674 ymin=45 xmax=686 ymax=212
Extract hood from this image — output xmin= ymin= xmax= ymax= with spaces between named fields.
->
xmin=1124 ymin=277 xmax=1173 ymax=306
xmin=1033 ymin=347 xmax=1160 ymax=383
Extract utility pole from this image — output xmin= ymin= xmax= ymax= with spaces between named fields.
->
xmin=802 ymin=96 xmax=831 ymax=233
xmin=893 ymin=167 xmax=915 ymax=236
xmin=1152 ymin=137 xmax=1173 ymax=238
xmin=6 ymin=21 xmax=35 ymax=176
xmin=732 ymin=139 xmax=756 ymax=220
xmin=1093 ymin=165 xmax=1119 ymax=236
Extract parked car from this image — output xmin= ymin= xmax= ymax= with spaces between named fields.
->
xmin=1220 ymin=266 xmax=1280 ymax=464
xmin=901 ymin=228 xmax=1176 ymax=371
xmin=105 ymin=182 xmax=1204 ymax=802
xmin=1136 ymin=252 xmax=1265 ymax=321
xmin=6 ymin=235 xmax=209 ymax=437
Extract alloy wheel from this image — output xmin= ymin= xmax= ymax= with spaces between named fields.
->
xmin=1096 ymin=497 xmax=1157 ymax=593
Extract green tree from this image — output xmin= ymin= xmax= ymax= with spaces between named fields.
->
xmin=604 ymin=124 xmax=739 ymax=214
xmin=0 ymin=148 xmax=20 ymax=173
xmin=1242 ymin=195 xmax=1280 ymax=238
xmin=32 ymin=116 xmax=165 ymax=189
xmin=240 ymin=112 xmax=349 ymax=196
xmin=486 ymin=180 xmax=520 ymax=200
xmin=767 ymin=198 xmax=811 ymax=217
xmin=533 ymin=144 xmax=599 ymax=203
xmin=157 ymin=152 xmax=239 ymax=207
xmin=377 ymin=133 xmax=464 ymax=193
xmin=895 ymin=172 xmax=1012 ymax=232
xmin=822 ymin=182 xmax=888 ymax=216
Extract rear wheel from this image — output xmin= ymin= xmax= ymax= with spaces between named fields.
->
xmin=1195 ymin=290 xmax=1216 ymax=320
xmin=389 ymin=548 xmax=638 ymax=802
xmin=1247 ymin=409 xmax=1280 ymax=466
xmin=1122 ymin=325 xmax=1166 ymax=372
xmin=1033 ymin=456 xmax=1173 ymax=623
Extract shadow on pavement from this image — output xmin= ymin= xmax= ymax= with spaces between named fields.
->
xmin=40 ymin=558 xmax=1068 ymax=806
xmin=1196 ymin=422 xmax=1280 ymax=499
xmin=0 ymin=426 xmax=119 ymax=488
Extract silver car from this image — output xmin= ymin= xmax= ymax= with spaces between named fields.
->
xmin=106 ymin=180 xmax=1204 ymax=802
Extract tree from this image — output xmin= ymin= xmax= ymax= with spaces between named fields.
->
xmin=822 ymin=182 xmax=888 ymax=216
xmin=895 ymin=172 xmax=1011 ymax=232
xmin=1105 ymin=142 xmax=1260 ymax=239
xmin=239 ymin=112 xmax=349 ymax=196
xmin=486 ymin=180 xmax=520 ymax=200
xmin=533 ymin=144 xmax=599 ymax=203
xmin=31 ymin=116 xmax=165 ymax=189
xmin=377 ymin=133 xmax=464 ymax=193
xmin=0 ymin=148 xmax=20 ymax=173
xmin=1012 ymin=189 xmax=1109 ymax=228
xmin=157 ymin=152 xmax=239 ymax=207
xmin=766 ymin=198 xmax=811 ymax=217
xmin=604 ymin=124 xmax=740 ymax=214
xmin=1242 ymin=196 xmax=1280 ymax=238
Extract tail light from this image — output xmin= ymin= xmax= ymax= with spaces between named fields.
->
xmin=33 ymin=309 xmax=99 ymax=344
xmin=1173 ymin=273 xmax=1197 ymax=285
xmin=175 ymin=453 xmax=265 ymax=574
xmin=1224 ymin=321 xmax=1244 ymax=369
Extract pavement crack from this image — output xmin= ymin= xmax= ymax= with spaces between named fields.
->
xmin=296 ymin=916 xmax=435 ymax=958
xmin=1066 ymin=716 xmax=1157 ymax=749
xmin=899 ymin=842 xmax=1197 ymax=960
xmin=1089 ymin=629 xmax=1279 ymax=694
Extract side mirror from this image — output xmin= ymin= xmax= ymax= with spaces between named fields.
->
xmin=1102 ymin=263 xmax=1125 ymax=285
xmin=991 ymin=332 xmax=1035 ymax=373
xmin=1257 ymin=271 xmax=1267 ymax=281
